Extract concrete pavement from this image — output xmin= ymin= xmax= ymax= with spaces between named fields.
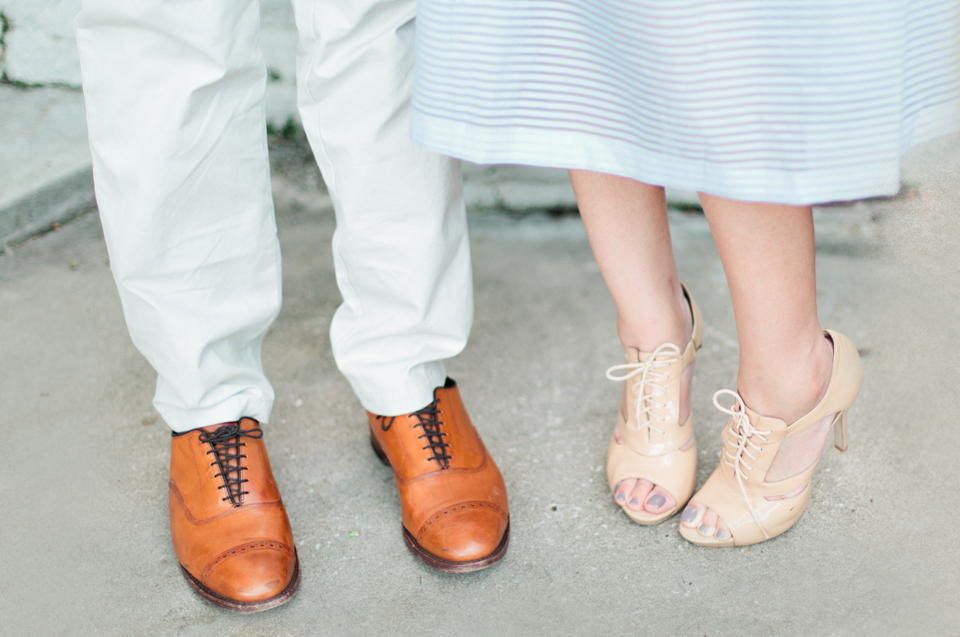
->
xmin=1 ymin=134 xmax=959 ymax=636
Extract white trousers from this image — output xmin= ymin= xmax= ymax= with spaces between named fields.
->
xmin=75 ymin=0 xmax=473 ymax=432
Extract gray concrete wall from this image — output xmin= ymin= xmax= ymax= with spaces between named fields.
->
xmin=0 ymin=0 xmax=82 ymax=86
xmin=0 ymin=0 xmax=691 ymax=247
xmin=0 ymin=0 xmax=300 ymax=124
xmin=259 ymin=0 xmax=300 ymax=126
xmin=0 ymin=1 xmax=302 ymax=246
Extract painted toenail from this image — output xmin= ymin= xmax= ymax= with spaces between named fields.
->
xmin=715 ymin=529 xmax=726 ymax=539
xmin=647 ymin=494 xmax=666 ymax=508
xmin=628 ymin=498 xmax=640 ymax=506
xmin=681 ymin=507 xmax=697 ymax=523
xmin=616 ymin=493 xmax=626 ymax=503
xmin=698 ymin=524 xmax=711 ymax=534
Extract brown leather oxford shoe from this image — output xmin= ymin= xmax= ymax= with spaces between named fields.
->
xmin=368 ymin=378 xmax=509 ymax=572
xmin=169 ymin=418 xmax=299 ymax=612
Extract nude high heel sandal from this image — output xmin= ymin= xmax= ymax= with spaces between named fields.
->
xmin=679 ymin=329 xmax=862 ymax=546
xmin=605 ymin=284 xmax=704 ymax=525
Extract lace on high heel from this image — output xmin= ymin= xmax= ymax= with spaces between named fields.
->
xmin=680 ymin=331 xmax=862 ymax=547
xmin=605 ymin=285 xmax=704 ymax=527
xmin=713 ymin=389 xmax=773 ymax=539
xmin=605 ymin=343 xmax=682 ymax=439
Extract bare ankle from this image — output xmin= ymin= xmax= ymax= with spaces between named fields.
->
xmin=618 ymin=285 xmax=693 ymax=351
xmin=738 ymin=334 xmax=834 ymax=423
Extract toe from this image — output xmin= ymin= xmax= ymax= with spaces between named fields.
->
xmin=714 ymin=517 xmax=732 ymax=541
xmin=698 ymin=508 xmax=718 ymax=537
xmin=627 ymin=479 xmax=654 ymax=511
xmin=614 ymin=479 xmax=637 ymax=504
xmin=680 ymin=501 xmax=704 ymax=528
xmin=613 ymin=428 xmax=625 ymax=445
xmin=643 ymin=486 xmax=674 ymax=514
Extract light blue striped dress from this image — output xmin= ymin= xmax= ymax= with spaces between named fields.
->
xmin=411 ymin=0 xmax=960 ymax=204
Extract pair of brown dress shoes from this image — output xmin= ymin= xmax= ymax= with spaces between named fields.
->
xmin=168 ymin=378 xmax=508 ymax=613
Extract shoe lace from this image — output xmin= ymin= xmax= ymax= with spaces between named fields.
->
xmin=198 ymin=422 xmax=263 ymax=507
xmin=714 ymin=389 xmax=773 ymax=539
xmin=605 ymin=343 xmax=682 ymax=438
xmin=412 ymin=398 xmax=452 ymax=469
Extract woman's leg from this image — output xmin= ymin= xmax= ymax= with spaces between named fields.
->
xmin=683 ymin=194 xmax=835 ymax=539
xmin=569 ymin=170 xmax=693 ymax=515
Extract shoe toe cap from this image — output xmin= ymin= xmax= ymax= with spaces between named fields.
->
xmin=202 ymin=541 xmax=296 ymax=603
xmin=417 ymin=503 xmax=507 ymax=563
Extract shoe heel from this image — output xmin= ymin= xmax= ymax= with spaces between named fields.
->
xmin=370 ymin=431 xmax=390 ymax=465
xmin=833 ymin=410 xmax=849 ymax=452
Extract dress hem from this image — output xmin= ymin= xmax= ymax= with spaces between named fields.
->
xmin=411 ymin=110 xmax=909 ymax=206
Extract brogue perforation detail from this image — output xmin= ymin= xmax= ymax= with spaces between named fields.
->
xmin=417 ymin=501 xmax=505 ymax=542
xmin=201 ymin=540 xmax=293 ymax=582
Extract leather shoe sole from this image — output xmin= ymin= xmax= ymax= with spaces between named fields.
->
xmin=402 ymin=521 xmax=510 ymax=573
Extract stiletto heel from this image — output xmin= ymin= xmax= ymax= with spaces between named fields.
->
xmin=833 ymin=410 xmax=848 ymax=452
xmin=679 ymin=329 xmax=863 ymax=547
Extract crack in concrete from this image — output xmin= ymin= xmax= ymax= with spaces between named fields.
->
xmin=1 ymin=77 xmax=82 ymax=90
xmin=0 ymin=10 xmax=10 ymax=75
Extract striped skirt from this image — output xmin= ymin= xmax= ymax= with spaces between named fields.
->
xmin=411 ymin=0 xmax=960 ymax=204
